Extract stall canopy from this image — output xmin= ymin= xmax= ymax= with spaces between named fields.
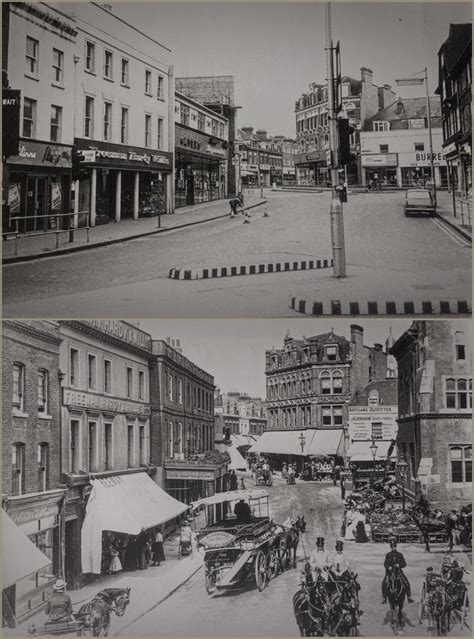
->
xmin=81 ymin=472 xmax=189 ymax=574
xmin=348 ymin=440 xmax=397 ymax=462
xmin=248 ymin=429 xmax=344 ymax=457
xmin=2 ymin=510 xmax=51 ymax=588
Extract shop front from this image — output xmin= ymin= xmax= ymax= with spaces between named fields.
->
xmin=361 ymin=153 xmax=398 ymax=186
xmin=73 ymin=139 xmax=172 ymax=227
xmin=175 ymin=126 xmax=227 ymax=208
xmin=6 ymin=139 xmax=73 ymax=234
xmin=2 ymin=489 xmax=66 ymax=624
xmin=443 ymin=139 xmax=471 ymax=195
xmin=399 ymin=151 xmax=448 ymax=188
xmin=295 ymin=151 xmax=327 ymax=186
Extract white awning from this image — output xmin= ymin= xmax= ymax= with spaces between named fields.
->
xmin=2 ymin=510 xmax=51 ymax=588
xmin=227 ymin=445 xmax=247 ymax=470
xmin=191 ymin=489 xmax=269 ymax=510
xmin=348 ymin=440 xmax=397 ymax=462
xmin=248 ymin=429 xmax=343 ymax=456
xmin=81 ymin=472 xmax=189 ymax=574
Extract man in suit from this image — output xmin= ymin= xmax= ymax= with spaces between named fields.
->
xmin=381 ymin=537 xmax=413 ymax=604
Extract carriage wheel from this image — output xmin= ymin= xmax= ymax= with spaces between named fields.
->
xmin=461 ymin=590 xmax=470 ymax=630
xmin=266 ymin=548 xmax=279 ymax=580
xmin=204 ymin=568 xmax=217 ymax=595
xmin=418 ymin=583 xmax=426 ymax=624
xmin=255 ymin=550 xmax=267 ymax=591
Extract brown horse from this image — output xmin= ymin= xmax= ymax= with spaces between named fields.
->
xmin=76 ymin=587 xmax=131 ymax=636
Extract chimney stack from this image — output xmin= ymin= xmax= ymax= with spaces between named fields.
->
xmin=360 ymin=67 xmax=373 ymax=85
xmin=374 ymin=343 xmax=383 ymax=352
xmin=350 ymin=324 xmax=364 ymax=349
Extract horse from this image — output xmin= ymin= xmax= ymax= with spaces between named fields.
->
xmin=385 ymin=567 xmax=406 ymax=632
xmin=276 ymin=522 xmax=300 ymax=568
xmin=427 ymin=584 xmax=451 ymax=636
xmin=76 ymin=587 xmax=131 ymax=636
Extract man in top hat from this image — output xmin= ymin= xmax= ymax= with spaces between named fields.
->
xmin=234 ymin=498 xmax=252 ymax=523
xmin=309 ymin=537 xmax=335 ymax=579
xmin=45 ymin=580 xmax=74 ymax=623
xmin=381 ymin=537 xmax=413 ymax=604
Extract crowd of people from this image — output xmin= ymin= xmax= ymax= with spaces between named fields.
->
xmin=101 ymin=528 xmax=166 ymax=575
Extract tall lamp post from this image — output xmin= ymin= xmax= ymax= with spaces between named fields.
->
xmin=369 ymin=440 xmax=378 ymax=486
xmin=398 ymin=456 xmax=408 ymax=513
xmin=299 ymin=432 xmax=306 ymax=473
xmin=395 ymin=68 xmax=437 ymax=207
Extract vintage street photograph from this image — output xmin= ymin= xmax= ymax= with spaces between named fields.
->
xmin=2 ymin=318 xmax=472 ymax=636
xmin=1 ymin=1 xmax=472 ymax=317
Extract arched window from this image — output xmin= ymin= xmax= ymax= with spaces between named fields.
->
xmin=332 ymin=371 xmax=343 ymax=394
xmin=320 ymin=371 xmax=331 ymax=395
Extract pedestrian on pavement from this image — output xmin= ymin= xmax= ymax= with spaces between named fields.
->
xmin=137 ymin=535 xmax=147 ymax=570
xmin=229 ymin=197 xmax=241 ymax=218
xmin=152 ymin=528 xmax=165 ymax=566
xmin=340 ymin=475 xmax=346 ymax=500
xmin=240 ymin=477 xmax=246 ymax=490
xmin=229 ymin=469 xmax=238 ymax=491
xmin=109 ymin=543 xmax=122 ymax=574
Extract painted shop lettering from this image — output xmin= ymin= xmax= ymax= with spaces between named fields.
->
xmin=415 ymin=152 xmax=442 ymax=162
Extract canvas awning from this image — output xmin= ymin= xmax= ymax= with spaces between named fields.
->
xmin=227 ymin=444 xmax=247 ymax=470
xmin=248 ymin=429 xmax=343 ymax=457
xmin=231 ymin=433 xmax=258 ymax=448
xmin=191 ymin=489 xmax=269 ymax=510
xmin=2 ymin=510 xmax=51 ymax=588
xmin=81 ymin=472 xmax=189 ymax=574
xmin=348 ymin=440 xmax=397 ymax=462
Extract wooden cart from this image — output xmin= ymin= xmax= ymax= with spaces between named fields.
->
xmin=192 ymin=490 xmax=280 ymax=595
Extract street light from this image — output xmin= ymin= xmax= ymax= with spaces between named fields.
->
xmin=398 ymin=456 xmax=408 ymax=513
xmin=395 ymin=68 xmax=437 ymax=207
xmin=299 ymin=432 xmax=306 ymax=473
xmin=369 ymin=439 xmax=378 ymax=486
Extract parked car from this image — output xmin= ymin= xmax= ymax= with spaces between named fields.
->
xmin=404 ymin=188 xmax=436 ymax=217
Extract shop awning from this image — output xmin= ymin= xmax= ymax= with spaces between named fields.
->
xmin=248 ymin=429 xmax=343 ymax=456
xmin=191 ymin=489 xmax=269 ymax=510
xmin=348 ymin=440 xmax=397 ymax=462
xmin=241 ymin=169 xmax=258 ymax=176
xmin=2 ymin=510 xmax=51 ymax=588
xmin=231 ymin=433 xmax=258 ymax=448
xmin=81 ymin=472 xmax=189 ymax=574
xmin=227 ymin=444 xmax=247 ymax=471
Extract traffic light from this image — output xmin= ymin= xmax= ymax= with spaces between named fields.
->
xmin=337 ymin=118 xmax=354 ymax=167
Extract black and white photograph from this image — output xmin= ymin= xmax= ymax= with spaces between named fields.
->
xmin=1 ymin=318 xmax=472 ymax=636
xmin=1 ymin=1 xmax=472 ymax=317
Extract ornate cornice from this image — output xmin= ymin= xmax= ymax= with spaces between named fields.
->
xmin=60 ymin=321 xmax=154 ymax=360
xmin=397 ymin=412 xmax=472 ymax=423
xmin=14 ymin=3 xmax=78 ymax=37
xmin=3 ymin=320 xmax=62 ymax=347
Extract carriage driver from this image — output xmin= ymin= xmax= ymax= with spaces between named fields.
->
xmin=381 ymin=537 xmax=414 ymax=604
xmin=45 ymin=580 xmax=75 ymax=623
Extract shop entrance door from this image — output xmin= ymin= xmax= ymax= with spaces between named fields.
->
xmin=186 ymin=174 xmax=194 ymax=206
xmin=25 ymin=176 xmax=47 ymax=233
xmin=65 ymin=519 xmax=78 ymax=589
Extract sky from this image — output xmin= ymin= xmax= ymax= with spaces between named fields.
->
xmin=137 ymin=318 xmax=414 ymax=397
xmin=109 ymin=0 xmax=472 ymax=137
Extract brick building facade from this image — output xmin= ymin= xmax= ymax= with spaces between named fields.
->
xmin=391 ymin=320 xmax=472 ymax=509
xmin=2 ymin=320 xmax=64 ymax=624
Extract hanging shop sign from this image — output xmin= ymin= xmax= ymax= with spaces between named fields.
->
xmin=63 ymin=389 xmax=150 ymax=416
xmin=8 ymin=139 xmax=72 ymax=168
xmin=74 ymin=139 xmax=172 ymax=171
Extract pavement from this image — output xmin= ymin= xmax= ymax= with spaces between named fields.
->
xmin=2 ymin=193 xmax=267 ymax=264
xmin=433 ymin=190 xmax=472 ymax=241
xmin=4 ymin=532 xmax=203 ymax=637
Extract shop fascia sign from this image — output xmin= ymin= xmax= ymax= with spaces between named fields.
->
xmin=166 ymin=468 xmax=215 ymax=480
xmin=63 ymin=389 xmax=150 ymax=416
xmin=442 ymin=141 xmax=457 ymax=158
xmin=8 ymin=139 xmax=72 ymax=167
xmin=83 ymin=319 xmax=152 ymax=351
xmin=361 ymin=153 xmax=398 ymax=166
xmin=407 ymin=151 xmax=444 ymax=167
xmin=76 ymin=148 xmax=170 ymax=166
xmin=349 ymin=406 xmax=397 ymax=413
xmin=206 ymin=143 xmax=226 ymax=156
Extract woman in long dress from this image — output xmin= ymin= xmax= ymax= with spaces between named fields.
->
xmin=109 ymin=545 xmax=122 ymax=573
xmin=152 ymin=529 xmax=166 ymax=566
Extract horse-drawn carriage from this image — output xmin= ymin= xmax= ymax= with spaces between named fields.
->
xmin=418 ymin=557 xmax=470 ymax=635
xmin=28 ymin=588 xmax=131 ymax=637
xmin=192 ymin=490 xmax=300 ymax=596
xmin=254 ymin=464 xmax=273 ymax=486
xmin=293 ymin=563 xmax=362 ymax=636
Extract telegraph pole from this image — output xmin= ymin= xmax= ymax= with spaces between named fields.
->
xmin=424 ymin=67 xmax=437 ymax=207
xmin=325 ymin=2 xmax=346 ymax=277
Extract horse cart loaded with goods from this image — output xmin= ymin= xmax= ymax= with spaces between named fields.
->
xmin=192 ymin=490 xmax=288 ymax=596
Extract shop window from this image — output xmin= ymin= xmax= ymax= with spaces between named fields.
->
xmin=450 ymin=445 xmax=472 ymax=483
xmin=13 ymin=363 xmax=25 ymax=412
xmin=104 ymin=423 xmax=113 ymax=470
xmin=85 ymin=41 xmax=96 ymax=73
xmin=121 ymin=58 xmax=129 ymax=86
xmin=121 ymin=107 xmax=129 ymax=144
xmin=127 ymin=425 xmax=134 ymax=467
xmin=126 ymin=366 xmax=133 ymax=398
xmin=445 ymin=377 xmax=472 ymax=409
xmin=104 ymin=359 xmax=112 ymax=394
xmin=379 ymin=144 xmax=389 ymax=154
xmin=52 ymin=48 xmax=63 ymax=84
xmin=103 ymin=102 xmax=112 ymax=141
xmin=70 ymin=420 xmax=79 ymax=473
xmin=88 ymin=422 xmax=97 ymax=471
xmin=138 ymin=370 xmax=145 ymax=400
xmin=414 ymin=143 xmax=424 ymax=152
xmin=50 ymin=105 xmax=62 ymax=142
xmin=38 ymin=369 xmax=48 ymax=414
xmin=23 ymin=97 xmax=37 ymax=138
xmin=145 ymin=114 xmax=151 ymax=148
xmin=455 ymin=331 xmax=466 ymax=360
xmin=37 ymin=443 xmax=49 ymax=491
xmin=26 ymin=36 xmax=39 ymax=75
xmin=104 ymin=50 xmax=113 ymax=80
xmin=145 ymin=69 xmax=152 ymax=95
xmin=84 ymin=96 xmax=94 ymax=138
xmin=87 ymin=354 xmax=96 ymax=390
xmin=157 ymin=117 xmax=164 ymax=149
xmin=157 ymin=75 xmax=164 ymax=99
xmin=12 ymin=443 xmax=25 ymax=496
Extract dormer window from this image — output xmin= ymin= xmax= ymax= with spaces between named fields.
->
xmin=325 ymin=345 xmax=338 ymax=361
xmin=368 ymin=389 xmax=380 ymax=406
xmin=373 ymin=121 xmax=389 ymax=132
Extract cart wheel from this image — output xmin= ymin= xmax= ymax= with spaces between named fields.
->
xmin=418 ymin=583 xmax=426 ymax=624
xmin=204 ymin=568 xmax=217 ymax=595
xmin=266 ymin=548 xmax=279 ymax=580
xmin=461 ymin=590 xmax=470 ymax=630
xmin=255 ymin=550 xmax=267 ymax=591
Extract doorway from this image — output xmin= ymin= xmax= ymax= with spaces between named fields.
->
xmin=65 ymin=519 xmax=79 ymax=589
xmin=25 ymin=176 xmax=47 ymax=233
